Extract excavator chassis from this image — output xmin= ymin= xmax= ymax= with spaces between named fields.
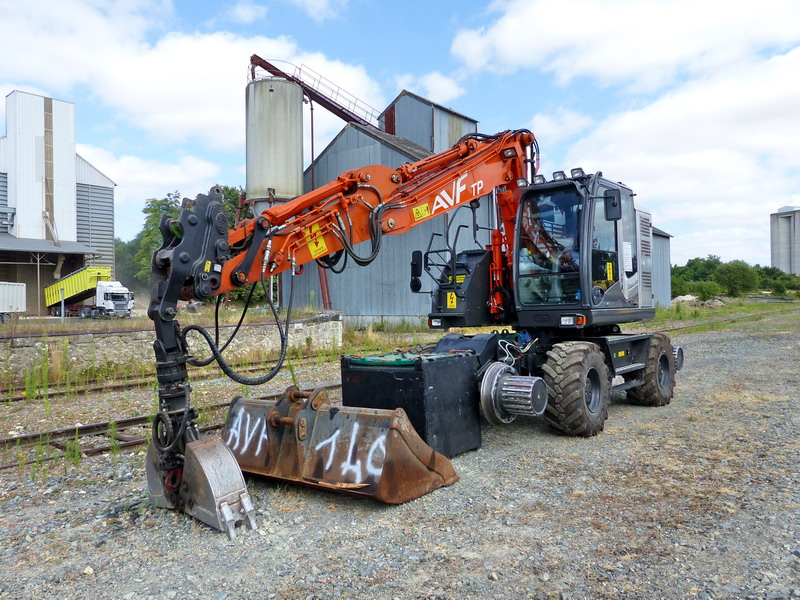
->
xmin=223 ymin=387 xmax=459 ymax=503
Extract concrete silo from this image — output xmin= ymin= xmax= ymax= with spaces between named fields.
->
xmin=245 ymin=77 xmax=304 ymax=216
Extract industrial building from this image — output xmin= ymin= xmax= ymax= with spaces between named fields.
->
xmin=0 ymin=90 xmax=115 ymax=315
xmin=771 ymin=206 xmax=800 ymax=275
xmin=289 ymin=90 xmax=491 ymax=325
xmin=651 ymin=227 xmax=672 ymax=306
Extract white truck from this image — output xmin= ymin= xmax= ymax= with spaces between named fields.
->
xmin=0 ymin=281 xmax=26 ymax=323
xmin=44 ymin=266 xmax=135 ymax=318
xmin=80 ymin=280 xmax=135 ymax=318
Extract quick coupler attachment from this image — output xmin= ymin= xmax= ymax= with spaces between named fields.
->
xmin=223 ymin=387 xmax=458 ymax=503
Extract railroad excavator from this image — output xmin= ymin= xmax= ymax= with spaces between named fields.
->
xmin=147 ymin=129 xmax=683 ymax=538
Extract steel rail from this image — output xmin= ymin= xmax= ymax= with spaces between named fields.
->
xmin=0 ymin=381 xmax=342 ymax=467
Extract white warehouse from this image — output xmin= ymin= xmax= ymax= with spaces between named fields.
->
xmin=0 ymin=91 xmax=115 ymax=315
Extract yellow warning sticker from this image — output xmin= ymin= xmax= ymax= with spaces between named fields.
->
xmin=447 ymin=292 xmax=457 ymax=309
xmin=204 ymin=260 xmax=211 ymax=273
xmin=448 ymin=274 xmax=466 ymax=284
xmin=413 ymin=204 xmax=431 ymax=222
xmin=304 ymin=224 xmax=328 ymax=259
xmin=606 ymin=261 xmax=614 ymax=281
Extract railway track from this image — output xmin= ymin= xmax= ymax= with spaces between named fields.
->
xmin=0 ymin=382 xmax=341 ymax=471
xmin=2 ymin=352 xmax=338 ymax=403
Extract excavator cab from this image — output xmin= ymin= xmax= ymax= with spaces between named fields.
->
xmin=513 ymin=172 xmax=655 ymax=331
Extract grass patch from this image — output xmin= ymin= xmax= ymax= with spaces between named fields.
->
xmin=648 ymin=299 xmax=798 ymax=329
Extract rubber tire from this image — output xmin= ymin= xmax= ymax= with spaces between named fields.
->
xmin=627 ymin=333 xmax=676 ymax=407
xmin=541 ymin=341 xmax=610 ymax=437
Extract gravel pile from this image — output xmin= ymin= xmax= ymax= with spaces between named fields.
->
xmin=0 ymin=313 xmax=798 ymax=599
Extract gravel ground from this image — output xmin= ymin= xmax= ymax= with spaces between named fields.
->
xmin=0 ymin=313 xmax=798 ymax=600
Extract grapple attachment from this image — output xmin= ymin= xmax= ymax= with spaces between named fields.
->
xmin=146 ymin=436 xmax=257 ymax=540
xmin=224 ymin=387 xmax=458 ymax=503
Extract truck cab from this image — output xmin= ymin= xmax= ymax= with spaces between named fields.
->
xmin=94 ymin=281 xmax=135 ymax=317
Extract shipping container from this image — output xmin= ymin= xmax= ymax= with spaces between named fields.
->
xmin=0 ymin=281 xmax=26 ymax=322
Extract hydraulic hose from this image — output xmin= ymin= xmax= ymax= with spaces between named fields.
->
xmin=181 ymin=267 xmax=295 ymax=386
xmin=188 ymin=283 xmax=256 ymax=367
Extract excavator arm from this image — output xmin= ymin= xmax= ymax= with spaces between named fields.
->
xmin=152 ymin=130 xmax=534 ymax=305
xmin=146 ymin=129 xmax=536 ymax=538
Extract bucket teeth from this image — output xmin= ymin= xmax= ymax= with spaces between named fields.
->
xmin=146 ymin=437 xmax=258 ymax=539
xmin=182 ymin=437 xmax=258 ymax=538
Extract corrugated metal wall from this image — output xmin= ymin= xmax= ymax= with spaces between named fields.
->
xmin=292 ymin=125 xmax=491 ymax=326
xmin=380 ymin=93 xmax=478 ymax=154
xmin=76 ymin=184 xmax=115 ymax=272
xmin=652 ymin=232 xmax=672 ymax=306
xmin=286 ymin=206 xmax=491 ymax=326
xmin=7 ymin=92 xmax=45 ymax=240
xmin=432 ymin=107 xmax=476 ymax=153
xmin=303 ymin=127 xmax=419 ymax=190
xmin=391 ymin=95 xmax=434 ymax=151
xmin=51 ymin=98 xmax=77 ymax=241
xmin=76 ymin=155 xmax=115 ymax=188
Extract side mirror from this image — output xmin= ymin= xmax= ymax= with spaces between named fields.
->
xmin=410 ymin=251 xmax=423 ymax=293
xmin=411 ymin=251 xmax=423 ymax=278
xmin=604 ymin=189 xmax=622 ymax=221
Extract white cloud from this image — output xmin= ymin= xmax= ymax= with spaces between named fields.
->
xmin=418 ymin=72 xmax=465 ymax=104
xmin=530 ymin=107 xmax=593 ymax=146
xmin=284 ymin=0 xmax=347 ymax=22
xmin=77 ymin=144 xmax=220 ymax=238
xmin=226 ymin=1 xmax=267 ymax=24
xmin=0 ymin=0 xmax=172 ymax=91
xmin=0 ymin=4 xmax=384 ymax=154
xmin=452 ymin=0 xmax=800 ymax=91
xmin=563 ymin=47 xmax=800 ymax=265
xmin=393 ymin=71 xmax=465 ymax=105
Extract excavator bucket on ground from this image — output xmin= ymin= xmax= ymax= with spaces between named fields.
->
xmin=223 ymin=387 xmax=458 ymax=503
xmin=146 ymin=437 xmax=257 ymax=539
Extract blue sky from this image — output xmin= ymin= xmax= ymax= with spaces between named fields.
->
xmin=2 ymin=0 xmax=799 ymax=266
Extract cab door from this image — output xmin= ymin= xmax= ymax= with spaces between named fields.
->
xmin=589 ymin=191 xmax=620 ymax=306
xmin=617 ymin=188 xmax=639 ymax=305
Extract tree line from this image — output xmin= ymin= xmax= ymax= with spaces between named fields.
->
xmin=672 ymin=255 xmax=800 ymax=300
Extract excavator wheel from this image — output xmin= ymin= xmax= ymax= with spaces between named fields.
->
xmin=541 ymin=341 xmax=609 ymax=437
xmin=627 ymin=333 xmax=676 ymax=407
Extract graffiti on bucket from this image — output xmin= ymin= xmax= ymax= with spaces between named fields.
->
xmin=314 ymin=422 xmax=387 ymax=484
xmin=225 ymin=404 xmax=388 ymax=484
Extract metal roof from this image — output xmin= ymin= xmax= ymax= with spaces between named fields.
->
xmin=350 ymin=123 xmax=432 ymax=161
xmin=0 ymin=233 xmax=99 ymax=255
xmin=652 ymin=226 xmax=672 ymax=238
xmin=307 ymin=123 xmax=432 ymax=174
xmin=379 ymin=90 xmax=478 ymax=125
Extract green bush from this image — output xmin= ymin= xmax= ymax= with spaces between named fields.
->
xmin=712 ymin=261 xmax=759 ymax=297
xmin=684 ymin=280 xmax=725 ymax=301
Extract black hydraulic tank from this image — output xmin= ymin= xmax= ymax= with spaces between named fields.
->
xmin=341 ymin=352 xmax=481 ymax=458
